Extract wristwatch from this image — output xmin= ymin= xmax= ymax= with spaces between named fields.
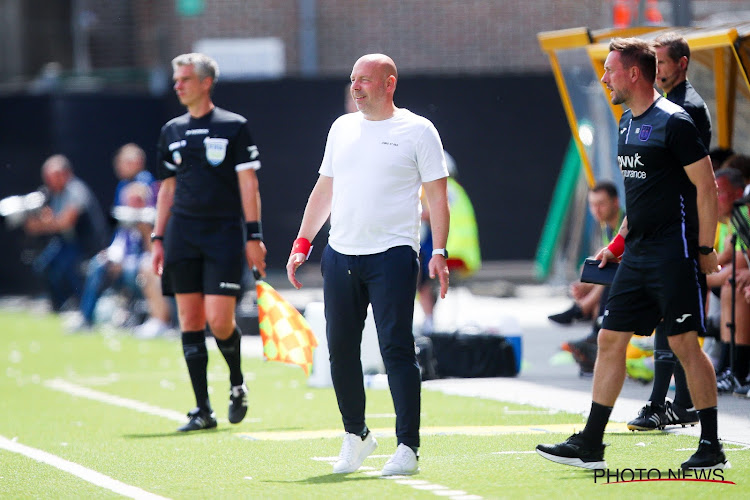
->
xmin=150 ymin=233 xmax=164 ymax=242
xmin=698 ymin=245 xmax=714 ymax=255
xmin=432 ymin=248 xmax=449 ymax=258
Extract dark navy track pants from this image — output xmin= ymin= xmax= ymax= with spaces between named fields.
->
xmin=321 ymin=244 xmax=421 ymax=448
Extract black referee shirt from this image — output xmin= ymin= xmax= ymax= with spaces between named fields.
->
xmin=618 ymin=97 xmax=708 ymax=261
xmin=157 ymin=107 xmax=261 ymax=219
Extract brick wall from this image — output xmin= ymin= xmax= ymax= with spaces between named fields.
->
xmin=6 ymin=0 xmax=750 ymax=82
xmin=124 ymin=0 xmax=750 ymax=77
xmin=315 ymin=0 xmax=609 ymax=75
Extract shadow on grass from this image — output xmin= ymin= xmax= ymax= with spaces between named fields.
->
xmin=122 ymin=427 xmax=232 ymax=439
xmin=261 ymin=473 xmax=383 ymax=485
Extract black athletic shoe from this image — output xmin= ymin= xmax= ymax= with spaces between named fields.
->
xmin=177 ymin=407 xmax=217 ymax=432
xmin=228 ymin=384 xmax=248 ymax=424
xmin=548 ymin=304 xmax=586 ymax=326
xmin=567 ymin=339 xmax=597 ymax=374
xmin=716 ymin=369 xmax=740 ymax=394
xmin=536 ymin=433 xmax=607 ymax=469
xmin=681 ymin=440 xmax=730 ymax=470
xmin=733 ymin=383 xmax=750 ymax=398
xmin=663 ymin=399 xmax=698 ymax=427
xmin=627 ymin=401 xmax=667 ymax=431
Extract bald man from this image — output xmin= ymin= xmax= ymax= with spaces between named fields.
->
xmin=287 ymin=54 xmax=450 ymax=476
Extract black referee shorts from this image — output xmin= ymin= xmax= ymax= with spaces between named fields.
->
xmin=601 ymin=257 xmax=707 ymax=337
xmin=162 ymin=213 xmax=244 ymax=297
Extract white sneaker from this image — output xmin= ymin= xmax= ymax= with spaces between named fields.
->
xmin=381 ymin=443 xmax=419 ymax=476
xmin=134 ymin=318 xmax=169 ymax=339
xmin=332 ymin=432 xmax=377 ymax=473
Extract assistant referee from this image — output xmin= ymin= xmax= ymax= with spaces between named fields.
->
xmin=151 ymin=53 xmax=266 ymax=432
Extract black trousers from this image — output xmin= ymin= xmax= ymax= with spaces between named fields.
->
xmin=322 ymin=244 xmax=421 ymax=448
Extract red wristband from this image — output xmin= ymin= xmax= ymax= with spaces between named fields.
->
xmin=291 ymin=237 xmax=312 ymax=260
xmin=607 ymin=233 xmax=625 ymax=259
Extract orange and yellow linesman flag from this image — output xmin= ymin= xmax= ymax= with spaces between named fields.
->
xmin=255 ymin=278 xmax=318 ymax=375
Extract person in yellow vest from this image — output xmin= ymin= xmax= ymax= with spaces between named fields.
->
xmin=418 ymin=151 xmax=480 ymax=333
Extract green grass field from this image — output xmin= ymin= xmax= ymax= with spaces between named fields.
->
xmin=1 ymin=309 xmax=747 ymax=499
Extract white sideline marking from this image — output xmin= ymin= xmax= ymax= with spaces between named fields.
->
xmin=425 ymin=378 xmax=750 ymax=445
xmin=44 ymin=378 xmax=186 ymax=422
xmin=320 ymin=459 xmax=482 ymax=499
xmin=0 ymin=435 xmax=170 ymax=500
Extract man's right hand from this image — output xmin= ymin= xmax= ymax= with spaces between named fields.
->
xmin=286 ymin=252 xmax=306 ymax=289
xmin=245 ymin=240 xmax=267 ymax=278
xmin=595 ymin=246 xmax=618 ymax=267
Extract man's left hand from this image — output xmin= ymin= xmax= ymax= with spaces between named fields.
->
xmin=429 ymin=255 xmax=449 ymax=299
xmin=699 ymin=251 xmax=719 ymax=275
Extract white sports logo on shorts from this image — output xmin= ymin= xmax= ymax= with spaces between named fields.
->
xmin=675 ymin=313 xmax=692 ymax=323
xmin=204 ymin=137 xmax=228 ymax=166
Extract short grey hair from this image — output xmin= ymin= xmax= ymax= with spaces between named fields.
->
xmin=172 ymin=53 xmax=220 ymax=90
xmin=42 ymin=154 xmax=72 ymax=174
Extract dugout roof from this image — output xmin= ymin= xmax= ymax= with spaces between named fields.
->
xmin=538 ymin=21 xmax=750 ymax=186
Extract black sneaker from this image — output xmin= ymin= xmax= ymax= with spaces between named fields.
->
xmin=548 ymin=304 xmax=586 ymax=326
xmin=733 ymin=383 xmax=750 ymax=398
xmin=567 ymin=339 xmax=597 ymax=373
xmin=177 ymin=407 xmax=217 ymax=432
xmin=663 ymin=399 xmax=698 ymax=427
xmin=681 ymin=440 xmax=730 ymax=470
xmin=716 ymin=369 xmax=740 ymax=394
xmin=536 ymin=433 xmax=607 ymax=469
xmin=228 ymin=384 xmax=248 ymax=424
xmin=627 ymin=401 xmax=667 ymax=431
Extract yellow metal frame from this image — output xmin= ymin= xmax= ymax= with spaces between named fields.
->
xmin=537 ymin=28 xmax=596 ymax=187
xmin=538 ymin=24 xmax=750 ymax=181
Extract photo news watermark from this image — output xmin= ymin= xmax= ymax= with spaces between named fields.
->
xmin=593 ymin=468 xmax=734 ymax=485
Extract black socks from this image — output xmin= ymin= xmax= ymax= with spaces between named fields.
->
xmin=580 ymin=401 xmax=613 ymax=446
xmin=672 ymin=361 xmax=694 ymax=409
xmin=649 ymin=349 xmax=676 ymax=405
xmin=182 ymin=330 xmax=210 ymax=411
xmin=698 ymin=406 xmax=718 ymax=444
xmin=216 ymin=327 xmax=244 ymax=387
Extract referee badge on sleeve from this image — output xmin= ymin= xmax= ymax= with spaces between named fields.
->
xmin=204 ymin=137 xmax=228 ymax=166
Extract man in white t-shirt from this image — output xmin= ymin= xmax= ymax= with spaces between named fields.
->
xmin=287 ymin=53 xmax=450 ymax=476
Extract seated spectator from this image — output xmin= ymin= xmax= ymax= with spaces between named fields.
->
xmin=112 ymin=143 xmax=157 ymax=205
xmin=24 ymin=154 xmax=107 ymax=311
xmin=74 ymin=181 xmax=154 ymax=330
xmin=549 ymin=182 xmax=623 ymax=326
xmin=718 ymin=170 xmax=750 ymax=396
xmin=550 ymin=182 xmax=624 ymax=376
xmin=70 ymin=144 xmax=173 ymax=336
xmin=722 ymin=154 xmax=750 ymax=196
